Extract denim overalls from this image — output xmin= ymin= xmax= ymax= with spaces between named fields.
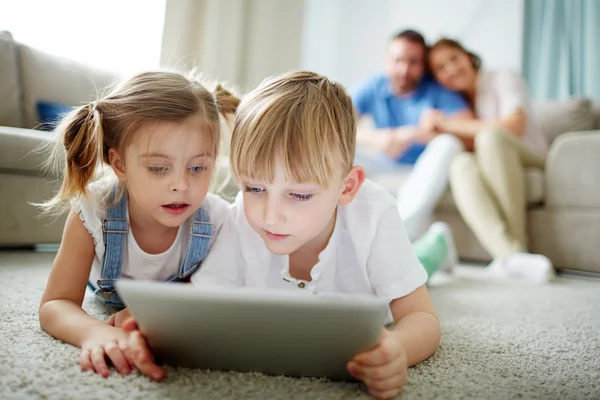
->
xmin=88 ymin=189 xmax=213 ymax=308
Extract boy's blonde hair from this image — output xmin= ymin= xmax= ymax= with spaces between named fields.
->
xmin=230 ymin=71 xmax=356 ymax=188
xmin=41 ymin=71 xmax=239 ymax=215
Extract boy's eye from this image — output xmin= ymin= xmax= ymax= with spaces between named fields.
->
xmin=188 ymin=165 xmax=207 ymax=173
xmin=292 ymin=193 xmax=312 ymax=201
xmin=244 ymin=185 xmax=264 ymax=194
xmin=148 ymin=166 xmax=168 ymax=174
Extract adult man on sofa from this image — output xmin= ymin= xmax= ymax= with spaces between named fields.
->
xmin=353 ymin=29 xmax=472 ymax=240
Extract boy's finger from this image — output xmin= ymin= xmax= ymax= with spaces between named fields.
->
xmin=361 ymin=356 xmax=406 ymax=382
xmin=368 ymin=386 xmax=402 ymax=400
xmin=91 ymin=347 xmax=110 ymax=378
xmin=355 ymin=333 xmax=399 ymax=366
xmin=79 ymin=349 xmax=93 ymax=372
xmin=353 ymin=328 xmax=388 ymax=364
xmin=104 ymin=341 xmax=131 ymax=375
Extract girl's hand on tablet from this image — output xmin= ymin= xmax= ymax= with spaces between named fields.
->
xmin=107 ymin=308 xmax=132 ymax=328
xmin=346 ymin=328 xmax=408 ymax=399
xmin=122 ymin=317 xmax=166 ymax=381
xmin=79 ymin=326 xmax=134 ymax=378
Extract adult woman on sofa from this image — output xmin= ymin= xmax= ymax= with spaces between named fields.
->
xmin=425 ymin=38 xmax=555 ymax=282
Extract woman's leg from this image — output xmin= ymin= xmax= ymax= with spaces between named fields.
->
xmin=474 ymin=128 xmax=545 ymax=249
xmin=450 ymin=130 xmax=553 ymax=282
xmin=449 ymin=153 xmax=523 ymax=259
xmin=397 ymin=134 xmax=464 ymax=240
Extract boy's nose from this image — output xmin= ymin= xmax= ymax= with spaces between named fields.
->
xmin=263 ymin=198 xmax=285 ymax=226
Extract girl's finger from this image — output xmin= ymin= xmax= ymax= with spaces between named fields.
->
xmin=104 ymin=341 xmax=131 ymax=375
xmin=119 ymin=338 xmax=136 ymax=370
xmin=79 ymin=349 xmax=94 ymax=372
xmin=90 ymin=346 xmax=110 ymax=378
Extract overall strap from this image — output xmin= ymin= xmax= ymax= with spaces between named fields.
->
xmin=173 ymin=205 xmax=214 ymax=281
xmin=96 ymin=187 xmax=128 ymax=294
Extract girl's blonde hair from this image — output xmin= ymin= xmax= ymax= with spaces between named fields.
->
xmin=230 ymin=71 xmax=356 ymax=188
xmin=41 ymin=71 xmax=239 ymax=215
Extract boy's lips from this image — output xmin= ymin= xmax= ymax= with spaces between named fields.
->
xmin=162 ymin=202 xmax=190 ymax=215
xmin=265 ymin=231 xmax=290 ymax=241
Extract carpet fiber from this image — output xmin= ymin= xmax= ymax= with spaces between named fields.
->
xmin=1 ymin=252 xmax=599 ymax=399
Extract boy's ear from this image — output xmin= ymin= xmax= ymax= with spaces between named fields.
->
xmin=108 ymin=148 xmax=127 ymax=182
xmin=339 ymin=166 xmax=366 ymax=206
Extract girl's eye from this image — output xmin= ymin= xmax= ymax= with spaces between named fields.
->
xmin=244 ymin=186 xmax=264 ymax=194
xmin=148 ymin=166 xmax=168 ymax=174
xmin=292 ymin=193 xmax=312 ymax=201
xmin=188 ymin=165 xmax=207 ymax=173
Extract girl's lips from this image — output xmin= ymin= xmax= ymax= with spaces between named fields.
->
xmin=266 ymin=231 xmax=289 ymax=241
xmin=162 ymin=203 xmax=190 ymax=215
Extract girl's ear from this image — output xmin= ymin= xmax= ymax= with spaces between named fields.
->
xmin=109 ymin=149 xmax=127 ymax=182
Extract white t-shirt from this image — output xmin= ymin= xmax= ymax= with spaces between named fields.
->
xmin=476 ymin=69 xmax=548 ymax=154
xmin=191 ymin=179 xmax=428 ymax=306
xmin=73 ymin=178 xmax=231 ymax=289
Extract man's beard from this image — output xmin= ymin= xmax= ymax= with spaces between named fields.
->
xmin=394 ymin=77 xmax=420 ymax=94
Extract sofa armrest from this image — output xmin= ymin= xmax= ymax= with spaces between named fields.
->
xmin=0 ymin=125 xmax=54 ymax=174
xmin=545 ymin=130 xmax=600 ymax=208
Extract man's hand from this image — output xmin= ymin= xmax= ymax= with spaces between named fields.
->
xmin=122 ymin=317 xmax=166 ymax=381
xmin=419 ymin=109 xmax=445 ymax=133
xmin=382 ymin=127 xmax=418 ymax=159
xmin=347 ymin=329 xmax=408 ymax=400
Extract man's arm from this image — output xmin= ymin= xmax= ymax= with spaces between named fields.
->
xmin=356 ymin=115 xmax=419 ymax=158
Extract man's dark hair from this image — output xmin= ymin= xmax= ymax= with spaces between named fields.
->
xmin=390 ymin=29 xmax=427 ymax=48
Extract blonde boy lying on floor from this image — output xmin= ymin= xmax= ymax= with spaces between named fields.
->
xmin=122 ymin=71 xmax=441 ymax=400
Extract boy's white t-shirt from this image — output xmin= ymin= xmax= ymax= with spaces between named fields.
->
xmin=73 ymin=179 xmax=231 ymax=290
xmin=191 ymin=179 xmax=428 ymax=304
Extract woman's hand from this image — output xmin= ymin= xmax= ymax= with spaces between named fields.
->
xmin=347 ymin=329 xmax=408 ymax=399
xmin=419 ymin=109 xmax=445 ymax=134
xmin=79 ymin=325 xmax=134 ymax=377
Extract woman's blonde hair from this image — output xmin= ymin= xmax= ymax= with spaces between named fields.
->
xmin=41 ymin=70 xmax=239 ymax=215
xmin=230 ymin=70 xmax=356 ymax=188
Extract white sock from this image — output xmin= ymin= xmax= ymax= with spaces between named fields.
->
xmin=487 ymin=252 xmax=555 ymax=283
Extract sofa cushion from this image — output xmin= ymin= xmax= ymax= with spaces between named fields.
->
xmin=0 ymin=126 xmax=54 ymax=175
xmin=0 ymin=31 xmax=23 ymax=127
xmin=532 ymin=97 xmax=595 ymax=144
xmin=591 ymin=101 xmax=600 ymax=130
xmin=18 ymin=44 xmax=119 ymax=129
xmin=371 ymin=167 xmax=545 ymax=212
xmin=545 ymin=131 xmax=600 ymax=209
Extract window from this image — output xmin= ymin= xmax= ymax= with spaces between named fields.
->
xmin=0 ymin=0 xmax=166 ymax=73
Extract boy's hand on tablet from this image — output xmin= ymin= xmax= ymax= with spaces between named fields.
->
xmin=347 ymin=328 xmax=408 ymax=399
xmin=122 ymin=317 xmax=166 ymax=381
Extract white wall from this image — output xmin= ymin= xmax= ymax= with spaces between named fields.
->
xmin=301 ymin=0 xmax=524 ymax=90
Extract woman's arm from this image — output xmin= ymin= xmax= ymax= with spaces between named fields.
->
xmin=437 ymin=109 xmax=527 ymax=139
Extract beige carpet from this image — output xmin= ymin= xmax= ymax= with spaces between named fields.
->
xmin=1 ymin=251 xmax=599 ymax=400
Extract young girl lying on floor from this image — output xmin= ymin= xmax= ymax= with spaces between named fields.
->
xmin=38 ymin=71 xmax=238 ymax=377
